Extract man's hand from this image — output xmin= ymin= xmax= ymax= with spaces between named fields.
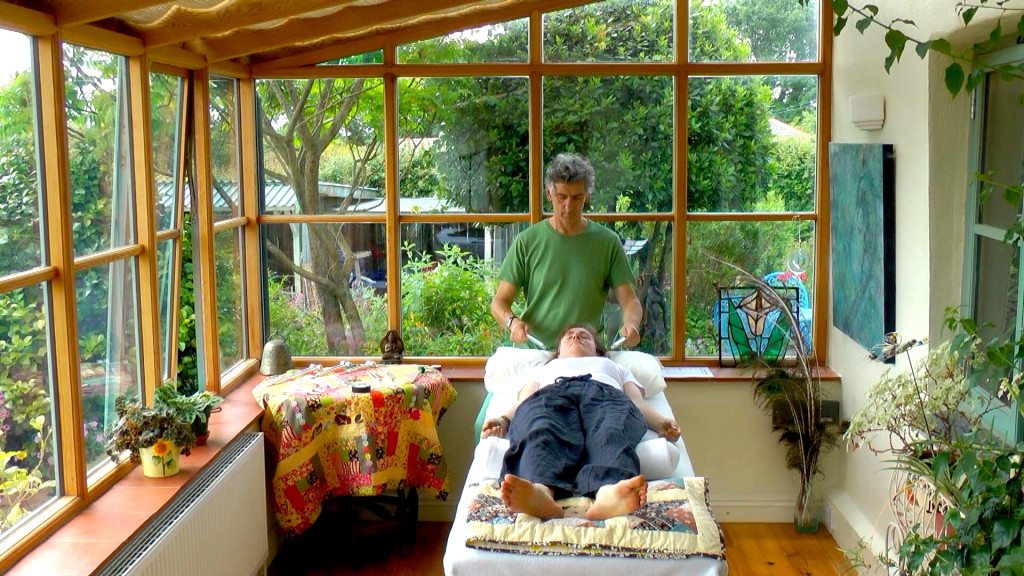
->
xmin=509 ymin=318 xmax=529 ymax=344
xmin=620 ymin=323 xmax=641 ymax=348
xmin=613 ymin=283 xmax=642 ymax=347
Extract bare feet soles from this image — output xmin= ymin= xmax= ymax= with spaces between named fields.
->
xmin=501 ymin=474 xmax=564 ymax=520
xmin=586 ymin=475 xmax=647 ymax=521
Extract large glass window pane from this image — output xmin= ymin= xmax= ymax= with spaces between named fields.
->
xmin=209 ymin=76 xmax=240 ymax=221
xmin=399 ymin=222 xmax=522 ymax=356
xmin=686 ymin=220 xmax=815 ymax=358
xmin=399 ymin=20 xmax=528 ymax=64
xmin=0 ymin=30 xmax=42 ymax=277
xmin=543 ymin=76 xmax=673 ymax=213
xmin=151 ymin=72 xmax=182 ymax=232
xmin=214 ymin=228 xmax=244 ymax=372
xmin=688 ymin=75 xmax=816 ymax=212
xmin=544 ymin=0 xmax=673 ymax=62
xmin=398 ymin=77 xmax=529 ymax=214
xmin=0 ymin=285 xmax=59 ymax=537
xmin=77 ymin=258 xmax=142 ymax=474
xmin=977 ymin=71 xmax=1024 ymax=229
xmin=690 ymin=0 xmax=818 ymax=63
xmin=608 ymin=219 xmax=674 ymax=356
xmin=63 ymin=45 xmax=135 ymax=257
xmin=263 ymin=223 xmax=386 ymax=356
xmin=972 ymin=236 xmax=1019 ymax=367
xmin=157 ymin=239 xmax=175 ymax=380
xmin=258 ymin=78 xmax=385 ymax=215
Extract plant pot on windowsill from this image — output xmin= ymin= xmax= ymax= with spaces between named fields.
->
xmin=155 ymin=383 xmax=224 ymax=447
xmin=139 ymin=439 xmax=182 ymax=477
xmin=105 ymin=394 xmax=196 ymax=478
xmin=190 ymin=406 xmax=222 ymax=446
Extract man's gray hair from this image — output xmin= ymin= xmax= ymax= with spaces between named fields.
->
xmin=544 ymin=153 xmax=594 ymax=194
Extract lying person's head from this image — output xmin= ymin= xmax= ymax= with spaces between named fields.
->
xmin=553 ymin=324 xmax=608 ymax=358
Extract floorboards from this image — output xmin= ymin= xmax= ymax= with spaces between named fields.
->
xmin=268 ymin=508 xmax=854 ymax=576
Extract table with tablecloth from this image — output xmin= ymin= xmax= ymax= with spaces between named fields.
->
xmin=253 ymin=362 xmax=456 ymax=536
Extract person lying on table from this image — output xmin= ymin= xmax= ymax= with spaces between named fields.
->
xmin=481 ymin=324 xmax=681 ymax=521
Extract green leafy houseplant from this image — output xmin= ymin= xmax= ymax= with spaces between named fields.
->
xmin=105 ymin=394 xmax=196 ymax=466
xmin=845 ymin=310 xmax=1024 ymax=574
xmin=154 ymin=383 xmax=224 ymax=444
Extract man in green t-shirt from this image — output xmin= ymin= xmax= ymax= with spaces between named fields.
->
xmin=490 ymin=153 xmax=643 ymax=349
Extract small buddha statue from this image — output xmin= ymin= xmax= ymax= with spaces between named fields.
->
xmin=380 ymin=329 xmax=404 ymax=364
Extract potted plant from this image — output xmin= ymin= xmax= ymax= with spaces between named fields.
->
xmin=845 ymin=310 xmax=1024 ymax=574
xmin=105 ymin=394 xmax=196 ymax=477
xmin=154 ymin=382 xmax=224 ymax=446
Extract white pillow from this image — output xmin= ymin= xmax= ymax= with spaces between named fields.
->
xmin=484 ymin=347 xmax=552 ymax=393
xmin=484 ymin=347 xmax=667 ymax=397
xmin=608 ymin=350 xmax=667 ymax=397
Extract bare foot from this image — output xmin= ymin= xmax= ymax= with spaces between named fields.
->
xmin=500 ymin=474 xmax=564 ymax=520
xmin=586 ymin=475 xmax=647 ymax=521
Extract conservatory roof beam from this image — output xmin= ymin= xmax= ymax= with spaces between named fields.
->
xmin=252 ymin=0 xmax=594 ymax=70
xmin=197 ymin=0 xmax=492 ymax=63
xmin=135 ymin=0 xmax=363 ymax=49
xmin=46 ymin=0 xmax=167 ymax=27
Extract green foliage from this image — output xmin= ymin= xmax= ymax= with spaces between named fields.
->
xmin=767 ymin=136 xmax=816 ymax=212
xmin=0 ymin=288 xmax=54 ymax=472
xmin=845 ymin=310 xmax=1024 ymax=573
xmin=105 ymin=394 xmax=196 ymax=465
xmin=0 ymin=416 xmax=55 ymax=532
xmin=176 ymin=213 xmax=199 ymax=394
xmin=399 ymin=244 xmax=505 ymax=356
xmin=830 ymin=0 xmax=1024 ymax=95
xmin=0 ymin=130 xmax=40 ymax=272
xmin=267 ymin=274 xmax=330 ymax=356
xmin=154 ymin=383 xmax=224 ymax=426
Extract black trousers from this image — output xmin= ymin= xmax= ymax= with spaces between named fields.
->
xmin=501 ymin=375 xmax=647 ymax=499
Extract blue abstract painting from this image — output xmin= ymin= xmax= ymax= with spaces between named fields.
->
xmin=829 ymin=143 xmax=895 ymax=356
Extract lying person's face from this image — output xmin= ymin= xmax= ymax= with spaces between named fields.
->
xmin=558 ymin=327 xmax=598 ymax=357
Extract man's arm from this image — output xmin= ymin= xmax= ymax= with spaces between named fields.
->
xmin=613 ymin=283 xmax=643 ymax=347
xmin=491 ymin=280 xmax=528 ymax=344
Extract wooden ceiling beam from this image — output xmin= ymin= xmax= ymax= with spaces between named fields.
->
xmin=47 ymin=0 xmax=168 ymax=27
xmin=138 ymin=0 xmax=362 ymax=49
xmin=197 ymin=0 xmax=497 ymax=63
xmin=252 ymin=0 xmax=594 ymax=71
xmin=0 ymin=2 xmax=57 ymax=36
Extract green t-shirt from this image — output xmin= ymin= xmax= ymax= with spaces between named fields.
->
xmin=498 ymin=219 xmax=634 ymax=349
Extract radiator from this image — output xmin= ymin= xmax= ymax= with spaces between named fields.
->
xmin=97 ymin=433 xmax=269 ymax=576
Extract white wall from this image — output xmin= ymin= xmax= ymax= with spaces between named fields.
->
xmin=829 ymin=1 xmax=990 ymax=569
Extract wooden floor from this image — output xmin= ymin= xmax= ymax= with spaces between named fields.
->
xmin=268 ymin=512 xmax=853 ymax=575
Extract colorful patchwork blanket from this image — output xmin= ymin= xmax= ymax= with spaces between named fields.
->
xmin=465 ymin=477 xmax=725 ymax=560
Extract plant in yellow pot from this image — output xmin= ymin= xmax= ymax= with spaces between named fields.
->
xmin=105 ymin=394 xmax=196 ymax=478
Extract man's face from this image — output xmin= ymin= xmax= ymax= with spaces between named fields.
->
xmin=547 ymin=181 xmax=589 ymax=224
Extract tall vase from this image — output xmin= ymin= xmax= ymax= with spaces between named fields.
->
xmin=794 ymin=477 xmax=821 ymax=533
xmin=139 ymin=439 xmax=181 ymax=477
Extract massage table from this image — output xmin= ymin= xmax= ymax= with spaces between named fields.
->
xmin=443 ymin=348 xmax=728 ymax=576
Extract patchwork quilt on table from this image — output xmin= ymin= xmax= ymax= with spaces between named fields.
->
xmin=465 ymin=477 xmax=725 ymax=560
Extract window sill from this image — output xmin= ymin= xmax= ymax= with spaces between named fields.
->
xmin=6 ymin=375 xmax=266 ymax=576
